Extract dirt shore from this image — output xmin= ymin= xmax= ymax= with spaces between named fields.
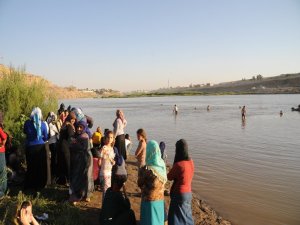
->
xmin=76 ymin=155 xmax=232 ymax=225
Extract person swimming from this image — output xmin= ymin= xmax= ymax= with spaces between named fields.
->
xmin=241 ymin=106 xmax=246 ymax=120
xmin=173 ymin=105 xmax=178 ymax=115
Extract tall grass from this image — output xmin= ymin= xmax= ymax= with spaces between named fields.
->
xmin=0 ymin=66 xmax=57 ymax=146
xmin=0 ymin=189 xmax=87 ymax=225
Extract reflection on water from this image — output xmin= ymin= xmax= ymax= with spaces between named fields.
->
xmin=241 ymin=118 xmax=246 ymax=129
xmin=64 ymin=95 xmax=300 ymax=225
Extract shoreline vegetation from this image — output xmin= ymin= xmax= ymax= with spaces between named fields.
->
xmin=0 ymin=156 xmax=232 ymax=225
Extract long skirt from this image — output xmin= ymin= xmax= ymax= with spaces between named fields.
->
xmin=115 ymin=134 xmax=126 ymax=160
xmin=56 ymin=139 xmax=70 ymax=185
xmin=0 ymin=152 xmax=7 ymax=197
xmin=70 ymin=149 xmax=90 ymax=200
xmin=140 ymin=200 xmax=164 ymax=225
xmin=49 ymin=142 xmax=57 ymax=179
xmin=168 ymin=192 xmax=194 ymax=225
xmin=100 ymin=174 xmax=111 ymax=203
xmin=86 ymin=149 xmax=94 ymax=198
xmin=24 ymin=144 xmax=47 ymax=190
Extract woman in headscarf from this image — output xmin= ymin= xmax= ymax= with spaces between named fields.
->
xmin=23 ymin=107 xmax=48 ymax=190
xmin=113 ymin=110 xmax=127 ymax=160
xmin=167 ymin=139 xmax=194 ymax=225
xmin=56 ymin=111 xmax=76 ymax=185
xmin=46 ymin=112 xmax=59 ymax=180
xmin=138 ymin=140 xmax=167 ymax=225
xmin=69 ymin=120 xmax=92 ymax=204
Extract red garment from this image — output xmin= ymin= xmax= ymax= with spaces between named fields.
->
xmin=167 ymin=160 xmax=194 ymax=194
xmin=93 ymin=158 xmax=100 ymax=181
xmin=0 ymin=128 xmax=7 ymax=153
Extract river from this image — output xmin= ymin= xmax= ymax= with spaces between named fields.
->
xmin=63 ymin=94 xmax=300 ymax=225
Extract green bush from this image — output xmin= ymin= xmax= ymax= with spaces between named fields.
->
xmin=0 ymin=66 xmax=57 ymax=146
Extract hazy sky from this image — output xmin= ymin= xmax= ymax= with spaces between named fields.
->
xmin=0 ymin=0 xmax=299 ymax=92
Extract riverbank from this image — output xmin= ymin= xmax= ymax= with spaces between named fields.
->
xmin=0 ymin=155 xmax=232 ymax=225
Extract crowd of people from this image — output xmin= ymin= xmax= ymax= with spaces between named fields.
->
xmin=0 ymin=104 xmax=195 ymax=225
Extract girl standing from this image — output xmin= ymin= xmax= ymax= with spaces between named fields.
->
xmin=138 ymin=140 xmax=167 ymax=225
xmin=99 ymin=130 xmax=115 ymax=201
xmin=167 ymin=139 xmax=194 ymax=225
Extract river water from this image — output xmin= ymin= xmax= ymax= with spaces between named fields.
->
xmin=63 ymin=94 xmax=300 ymax=225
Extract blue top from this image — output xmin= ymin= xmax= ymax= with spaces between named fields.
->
xmin=24 ymin=120 xmax=48 ymax=146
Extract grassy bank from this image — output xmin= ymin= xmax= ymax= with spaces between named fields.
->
xmin=0 ymin=186 xmax=87 ymax=225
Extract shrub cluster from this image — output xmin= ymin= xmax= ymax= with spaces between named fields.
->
xmin=0 ymin=66 xmax=57 ymax=146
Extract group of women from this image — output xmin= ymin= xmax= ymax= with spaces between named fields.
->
xmin=21 ymin=104 xmax=195 ymax=225
xmin=23 ymin=105 xmax=95 ymax=204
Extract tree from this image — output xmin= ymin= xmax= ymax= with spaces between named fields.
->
xmin=256 ymin=74 xmax=263 ymax=80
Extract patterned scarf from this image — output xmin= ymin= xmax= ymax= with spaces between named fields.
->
xmin=146 ymin=140 xmax=167 ymax=183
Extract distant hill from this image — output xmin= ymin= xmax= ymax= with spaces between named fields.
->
xmin=0 ymin=65 xmax=97 ymax=99
xmin=148 ymin=73 xmax=300 ymax=96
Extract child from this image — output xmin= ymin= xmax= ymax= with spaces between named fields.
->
xmin=17 ymin=201 xmax=39 ymax=225
xmin=100 ymin=176 xmax=136 ymax=225
xmin=99 ymin=130 xmax=115 ymax=201
xmin=125 ymin=134 xmax=132 ymax=157
xmin=92 ymin=126 xmax=102 ymax=148
xmin=134 ymin=129 xmax=147 ymax=168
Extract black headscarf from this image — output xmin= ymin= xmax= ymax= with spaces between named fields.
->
xmin=173 ymin=139 xmax=190 ymax=164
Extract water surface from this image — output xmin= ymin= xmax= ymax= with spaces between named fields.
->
xmin=64 ymin=95 xmax=300 ymax=225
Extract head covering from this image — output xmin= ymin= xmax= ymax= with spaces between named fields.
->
xmin=159 ymin=141 xmax=166 ymax=159
xmin=146 ymin=140 xmax=167 ymax=183
xmin=30 ymin=107 xmax=43 ymax=140
xmin=64 ymin=111 xmax=76 ymax=124
xmin=46 ymin=112 xmax=57 ymax=124
xmin=58 ymin=103 xmax=65 ymax=115
xmin=75 ymin=120 xmax=87 ymax=135
xmin=72 ymin=107 xmax=85 ymax=122
xmin=174 ymin=139 xmax=190 ymax=164
xmin=116 ymin=109 xmax=125 ymax=123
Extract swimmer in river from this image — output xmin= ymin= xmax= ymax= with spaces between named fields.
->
xmin=241 ymin=106 xmax=246 ymax=120
xmin=280 ymin=110 xmax=283 ymax=117
xmin=207 ymin=105 xmax=210 ymax=111
xmin=173 ymin=104 xmax=178 ymax=115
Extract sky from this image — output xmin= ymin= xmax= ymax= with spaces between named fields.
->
xmin=0 ymin=0 xmax=300 ymax=92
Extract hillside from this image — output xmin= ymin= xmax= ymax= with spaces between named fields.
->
xmin=146 ymin=73 xmax=300 ymax=96
xmin=0 ymin=65 xmax=97 ymax=99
